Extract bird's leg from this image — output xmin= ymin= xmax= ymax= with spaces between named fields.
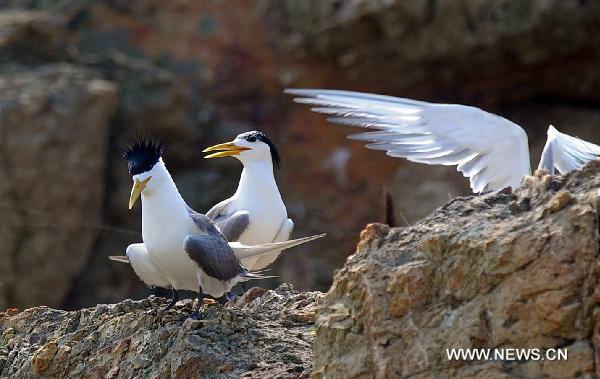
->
xmin=221 ymin=282 xmax=247 ymax=303
xmin=191 ymin=287 xmax=205 ymax=320
xmin=164 ymin=287 xmax=179 ymax=312
xmin=219 ymin=290 xmax=237 ymax=304
xmin=226 ymin=290 xmax=237 ymax=302
xmin=217 ymin=293 xmax=230 ymax=305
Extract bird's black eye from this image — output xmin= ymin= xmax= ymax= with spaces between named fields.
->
xmin=247 ymin=136 xmax=257 ymax=142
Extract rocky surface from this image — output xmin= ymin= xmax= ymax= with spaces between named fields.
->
xmin=3 ymin=162 xmax=600 ymax=378
xmin=314 ymin=161 xmax=600 ymax=378
xmin=0 ymin=284 xmax=321 ymax=378
xmin=0 ymin=1 xmax=600 ymax=310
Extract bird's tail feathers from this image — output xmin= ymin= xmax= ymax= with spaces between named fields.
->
xmin=108 ymin=255 xmax=130 ymax=264
xmin=240 ymin=270 xmax=278 ymax=281
xmin=230 ymin=233 xmax=326 ymax=261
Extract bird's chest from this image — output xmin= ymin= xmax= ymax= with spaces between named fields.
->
xmin=142 ymin=215 xmax=196 ymax=253
xmin=234 ymin=196 xmax=286 ymax=244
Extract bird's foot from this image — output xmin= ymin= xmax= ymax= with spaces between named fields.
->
xmin=188 ymin=310 xmax=204 ymax=321
xmin=163 ymin=288 xmax=179 ymax=312
xmin=218 ymin=291 xmax=237 ymax=304
xmin=187 ymin=287 xmax=205 ymax=321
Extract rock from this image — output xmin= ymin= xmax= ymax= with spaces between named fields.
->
xmin=314 ymin=160 xmax=600 ymax=378
xmin=280 ymin=0 xmax=600 ymax=104
xmin=0 ymin=11 xmax=65 ymax=65
xmin=0 ymin=64 xmax=118 ymax=309
xmin=31 ymin=340 xmax=58 ymax=375
xmin=2 ymin=153 xmax=600 ymax=379
xmin=1 ymin=2 xmax=600 ymax=312
xmin=0 ymin=285 xmax=321 ymax=378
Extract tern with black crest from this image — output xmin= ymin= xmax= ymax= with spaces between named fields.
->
xmin=110 ymin=137 xmax=324 ymax=317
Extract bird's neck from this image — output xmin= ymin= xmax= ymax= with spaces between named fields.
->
xmin=141 ymin=161 xmax=189 ymax=222
xmin=235 ymin=160 xmax=280 ymax=198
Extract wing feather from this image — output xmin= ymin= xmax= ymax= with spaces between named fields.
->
xmin=206 ymin=197 xmax=233 ymax=222
xmin=215 ymin=211 xmax=250 ymax=242
xmin=184 ymin=235 xmax=243 ymax=281
xmin=538 ymin=125 xmax=600 ymax=174
xmin=286 ymin=88 xmax=531 ymax=193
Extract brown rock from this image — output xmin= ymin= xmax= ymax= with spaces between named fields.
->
xmin=1 ymin=0 xmax=600 ymax=315
xmin=387 ymin=261 xmax=432 ymax=317
xmin=282 ymin=1 xmax=600 ymax=104
xmin=31 ymin=340 xmax=58 ymax=374
xmin=0 ymin=10 xmax=65 ymax=62
xmin=0 ymin=64 xmax=118 ymax=309
xmin=5 ymin=309 xmax=18 ymax=317
xmin=314 ymin=161 xmax=600 ymax=378
xmin=0 ymin=285 xmax=318 ymax=378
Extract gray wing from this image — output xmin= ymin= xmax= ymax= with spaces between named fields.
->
xmin=215 ymin=211 xmax=250 ymax=241
xmin=186 ymin=206 xmax=223 ymax=235
xmin=206 ymin=198 xmax=250 ymax=241
xmin=184 ymin=234 xmax=244 ymax=281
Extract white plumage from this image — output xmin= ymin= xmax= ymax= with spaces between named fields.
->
xmin=123 ymin=243 xmax=170 ymax=289
xmin=286 ymin=89 xmax=600 ymax=193
xmin=205 ymin=131 xmax=294 ymax=270
xmin=112 ymin=157 xmax=324 ymax=298
xmin=538 ymin=125 xmax=600 ymax=174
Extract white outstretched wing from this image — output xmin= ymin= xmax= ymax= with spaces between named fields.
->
xmin=538 ymin=125 xmax=600 ymax=174
xmin=286 ymin=89 xmax=532 ymax=193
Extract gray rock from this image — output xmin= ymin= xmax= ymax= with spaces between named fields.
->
xmin=280 ymin=0 xmax=600 ymax=103
xmin=0 ymin=285 xmax=322 ymax=378
xmin=0 ymin=64 xmax=118 ymax=309
xmin=0 ymin=10 xmax=66 ymax=65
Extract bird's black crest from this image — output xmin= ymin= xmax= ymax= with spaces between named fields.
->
xmin=122 ymin=136 xmax=164 ymax=175
xmin=239 ymin=131 xmax=281 ymax=168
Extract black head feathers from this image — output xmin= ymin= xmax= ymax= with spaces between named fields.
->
xmin=122 ymin=137 xmax=164 ymax=176
xmin=239 ymin=131 xmax=282 ymax=168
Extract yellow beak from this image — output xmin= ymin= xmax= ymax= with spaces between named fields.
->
xmin=129 ymin=176 xmax=152 ymax=209
xmin=203 ymin=141 xmax=251 ymax=159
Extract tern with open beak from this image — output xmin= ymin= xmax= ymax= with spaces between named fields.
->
xmin=110 ymin=137 xmax=324 ymax=317
xmin=203 ymin=131 xmax=293 ymax=271
xmin=287 ymin=89 xmax=600 ymax=194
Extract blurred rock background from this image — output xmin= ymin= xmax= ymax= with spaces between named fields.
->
xmin=0 ymin=0 xmax=599 ymax=310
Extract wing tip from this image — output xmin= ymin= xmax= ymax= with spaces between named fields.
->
xmin=108 ymin=255 xmax=129 ymax=263
xmin=284 ymin=88 xmax=322 ymax=96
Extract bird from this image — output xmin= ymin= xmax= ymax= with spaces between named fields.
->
xmin=203 ymin=131 xmax=293 ymax=271
xmin=286 ymin=89 xmax=600 ymax=194
xmin=110 ymin=137 xmax=324 ymax=318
